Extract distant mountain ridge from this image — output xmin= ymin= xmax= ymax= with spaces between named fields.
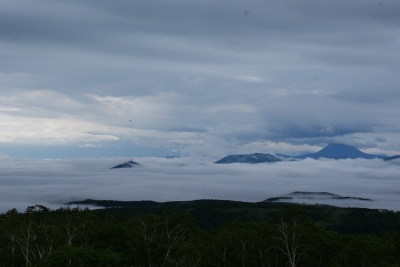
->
xmin=214 ymin=153 xmax=282 ymax=164
xmin=214 ymin=144 xmax=387 ymax=164
xmin=281 ymin=144 xmax=385 ymax=160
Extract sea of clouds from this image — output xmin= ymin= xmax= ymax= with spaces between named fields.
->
xmin=0 ymin=156 xmax=399 ymax=213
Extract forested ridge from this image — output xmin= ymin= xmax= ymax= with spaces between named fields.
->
xmin=69 ymin=199 xmax=400 ymax=234
xmin=1 ymin=203 xmax=400 ymax=267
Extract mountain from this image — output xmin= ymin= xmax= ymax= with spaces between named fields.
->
xmin=384 ymin=155 xmax=400 ymax=161
xmin=280 ymin=144 xmax=385 ymax=160
xmin=111 ymin=160 xmax=140 ymax=169
xmin=214 ymin=153 xmax=282 ymax=164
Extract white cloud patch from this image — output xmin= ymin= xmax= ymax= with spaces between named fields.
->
xmin=0 ymin=91 xmax=206 ymax=148
xmin=88 ymin=94 xmax=176 ymax=120
xmin=236 ymin=76 xmax=266 ymax=83
xmin=77 ymin=144 xmax=100 ymax=148
xmin=360 ymin=147 xmax=399 ymax=157
xmin=0 ymin=115 xmax=120 ymax=145
xmin=0 ymin=106 xmax=20 ymax=112
xmin=242 ymin=141 xmax=322 ymax=155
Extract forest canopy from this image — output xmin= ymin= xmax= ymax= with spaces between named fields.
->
xmin=1 ymin=202 xmax=400 ymax=267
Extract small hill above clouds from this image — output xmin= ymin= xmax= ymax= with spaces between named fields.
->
xmin=214 ymin=153 xmax=282 ymax=164
xmin=263 ymin=191 xmax=374 ymax=208
xmin=111 ymin=160 xmax=140 ymax=169
xmin=281 ymin=144 xmax=385 ymax=160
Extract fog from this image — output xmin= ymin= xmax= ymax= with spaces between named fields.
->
xmin=1 ymin=157 xmax=399 ymax=213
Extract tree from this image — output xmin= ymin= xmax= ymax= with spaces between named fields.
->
xmin=0 ymin=208 xmax=25 ymax=266
xmin=272 ymin=208 xmax=311 ymax=267
xmin=40 ymin=245 xmax=122 ymax=267
xmin=341 ymin=234 xmax=395 ymax=267
xmin=125 ymin=209 xmax=197 ymax=267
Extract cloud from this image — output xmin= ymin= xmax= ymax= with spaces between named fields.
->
xmin=260 ymin=94 xmax=390 ymax=139
xmin=0 ymin=115 xmax=120 ymax=145
xmin=0 ymin=0 xmax=399 ymax=158
xmin=77 ymin=144 xmax=100 ymax=148
xmin=241 ymin=141 xmax=322 ymax=155
xmin=0 ymin=157 xmax=399 ymax=213
xmin=236 ymin=76 xmax=266 ymax=83
xmin=375 ymin=136 xmax=387 ymax=143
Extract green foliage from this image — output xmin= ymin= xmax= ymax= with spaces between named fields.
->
xmin=0 ymin=204 xmax=400 ymax=267
xmin=329 ymin=208 xmax=400 ymax=234
xmin=74 ymin=199 xmax=400 ymax=233
xmin=40 ymin=246 xmax=121 ymax=267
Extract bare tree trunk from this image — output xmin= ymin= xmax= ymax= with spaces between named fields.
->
xmin=274 ymin=218 xmax=306 ymax=267
xmin=213 ymin=242 xmax=231 ymax=267
xmin=17 ymin=219 xmax=33 ymax=266
xmin=62 ymin=220 xmax=85 ymax=247
xmin=140 ymin=218 xmax=158 ymax=267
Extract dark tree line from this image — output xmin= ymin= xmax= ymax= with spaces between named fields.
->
xmin=0 ymin=205 xmax=399 ymax=267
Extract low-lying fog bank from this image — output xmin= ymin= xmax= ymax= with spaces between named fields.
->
xmin=0 ymin=156 xmax=399 ymax=213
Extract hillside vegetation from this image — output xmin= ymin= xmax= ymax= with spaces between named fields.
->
xmin=1 ymin=201 xmax=400 ymax=266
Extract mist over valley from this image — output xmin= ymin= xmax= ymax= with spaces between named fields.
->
xmin=1 ymin=151 xmax=399 ymax=213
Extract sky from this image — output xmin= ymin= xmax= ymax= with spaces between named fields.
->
xmin=0 ymin=156 xmax=399 ymax=213
xmin=1 ymin=0 xmax=400 ymax=212
xmin=1 ymin=0 xmax=400 ymax=159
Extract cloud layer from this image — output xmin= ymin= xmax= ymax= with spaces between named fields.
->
xmin=1 ymin=157 xmax=399 ymax=213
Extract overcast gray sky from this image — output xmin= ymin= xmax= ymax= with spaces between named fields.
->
xmin=1 ymin=0 xmax=400 ymax=158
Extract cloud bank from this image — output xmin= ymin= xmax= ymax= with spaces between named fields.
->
xmin=1 ymin=157 xmax=399 ymax=213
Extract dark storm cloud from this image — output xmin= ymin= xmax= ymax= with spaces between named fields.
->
xmin=261 ymin=94 xmax=381 ymax=139
xmin=375 ymin=136 xmax=387 ymax=143
xmin=3 ymin=0 xmax=399 ymax=65
xmin=332 ymin=83 xmax=400 ymax=103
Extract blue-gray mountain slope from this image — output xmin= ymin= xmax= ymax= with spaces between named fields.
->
xmin=384 ymin=155 xmax=400 ymax=161
xmin=281 ymin=144 xmax=385 ymax=160
xmin=214 ymin=153 xmax=282 ymax=164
